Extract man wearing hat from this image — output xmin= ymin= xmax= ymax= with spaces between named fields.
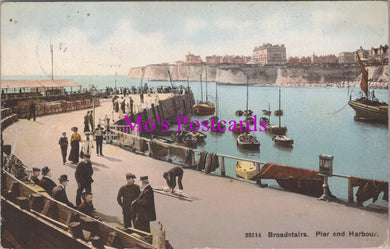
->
xmin=52 ymin=174 xmax=75 ymax=208
xmin=94 ymin=124 xmax=104 ymax=156
xmin=117 ymin=173 xmax=141 ymax=228
xmin=75 ymin=153 xmax=94 ymax=206
xmin=58 ymin=131 xmax=68 ymax=165
xmin=39 ymin=167 xmax=57 ymax=196
xmin=84 ymin=111 xmax=90 ymax=133
xmin=31 ymin=167 xmax=41 ymax=185
xmin=132 ymin=176 xmax=156 ymax=233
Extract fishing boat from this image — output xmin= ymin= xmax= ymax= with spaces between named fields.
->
xmin=237 ymin=133 xmax=260 ymax=149
xmin=232 ymin=123 xmax=248 ymax=135
xmin=193 ymin=71 xmax=215 ymax=116
xmin=188 ymin=131 xmax=207 ymax=142
xmin=235 ymin=110 xmax=243 ymax=116
xmin=183 ymin=134 xmax=197 ymax=147
xmin=348 ymin=52 xmax=388 ymax=124
xmin=235 ymin=160 xmax=259 ymax=180
xmin=272 ymin=135 xmax=294 ymax=147
xmin=267 ymin=88 xmax=287 ymax=135
xmin=274 ymin=110 xmax=283 ymax=116
xmin=243 ymin=110 xmax=253 ymax=116
xmin=262 ymin=109 xmax=271 ymax=116
xmin=171 ymin=131 xmax=187 ymax=143
xmin=260 ymin=117 xmax=269 ymax=125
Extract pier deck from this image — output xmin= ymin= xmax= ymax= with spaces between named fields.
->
xmin=2 ymin=94 xmax=388 ymax=249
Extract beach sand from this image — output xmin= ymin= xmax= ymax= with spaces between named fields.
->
xmin=3 ymin=94 xmax=388 ymax=249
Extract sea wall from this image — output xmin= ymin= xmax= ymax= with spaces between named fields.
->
xmin=128 ymin=64 xmax=389 ymax=87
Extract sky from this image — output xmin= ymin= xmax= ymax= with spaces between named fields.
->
xmin=1 ymin=1 xmax=388 ymax=75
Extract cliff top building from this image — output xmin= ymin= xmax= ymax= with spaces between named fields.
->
xmin=205 ymin=55 xmax=222 ymax=64
xmin=339 ymin=52 xmax=355 ymax=64
xmin=369 ymin=45 xmax=389 ymax=63
xmin=185 ymin=52 xmax=202 ymax=64
xmin=252 ymin=43 xmax=286 ymax=65
xmin=311 ymin=53 xmax=338 ymax=64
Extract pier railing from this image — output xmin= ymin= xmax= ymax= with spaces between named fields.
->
xmin=105 ymin=128 xmax=380 ymax=206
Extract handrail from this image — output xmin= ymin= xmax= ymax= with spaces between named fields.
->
xmin=109 ymin=127 xmax=388 ymax=205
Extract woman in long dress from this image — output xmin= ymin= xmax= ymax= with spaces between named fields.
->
xmin=68 ymin=127 xmax=81 ymax=164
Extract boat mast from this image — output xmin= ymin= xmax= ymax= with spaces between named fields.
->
xmin=278 ymin=87 xmax=281 ymax=127
xmin=246 ymin=76 xmax=249 ymax=112
xmin=167 ymin=70 xmax=173 ymax=88
xmin=215 ymin=82 xmax=218 ymax=117
xmin=268 ymin=102 xmax=271 ymax=123
xmin=200 ymin=74 xmax=203 ymax=102
xmin=187 ymin=75 xmax=189 ymax=88
xmin=205 ymin=69 xmax=208 ymax=103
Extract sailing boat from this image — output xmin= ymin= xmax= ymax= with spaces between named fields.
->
xmin=267 ymin=87 xmax=287 ymax=135
xmin=348 ymin=52 xmax=388 ymax=124
xmin=193 ymin=70 xmax=215 ymax=115
xmin=237 ymin=76 xmax=260 ymax=149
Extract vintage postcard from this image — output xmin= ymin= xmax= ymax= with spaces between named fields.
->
xmin=1 ymin=1 xmax=388 ymax=249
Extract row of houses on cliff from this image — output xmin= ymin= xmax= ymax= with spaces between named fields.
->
xmin=175 ymin=43 xmax=388 ymax=66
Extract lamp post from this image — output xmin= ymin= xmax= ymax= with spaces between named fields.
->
xmin=318 ymin=154 xmax=334 ymax=202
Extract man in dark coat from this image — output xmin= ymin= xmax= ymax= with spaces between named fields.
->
xmin=39 ymin=167 xmax=57 ymax=196
xmin=31 ymin=167 xmax=41 ymax=184
xmin=132 ymin=176 xmax=156 ymax=233
xmin=28 ymin=101 xmax=36 ymax=121
xmin=52 ymin=174 xmax=75 ymax=208
xmin=163 ymin=167 xmax=184 ymax=194
xmin=117 ymin=173 xmax=140 ymax=228
xmin=140 ymin=91 xmax=144 ymax=103
xmin=75 ymin=153 xmax=93 ymax=206
xmin=78 ymin=192 xmax=95 ymax=217
xmin=84 ymin=112 xmax=90 ymax=132
xmin=94 ymin=125 xmax=104 ymax=156
xmin=129 ymin=97 xmax=134 ymax=115
xmin=58 ymin=131 xmax=68 ymax=165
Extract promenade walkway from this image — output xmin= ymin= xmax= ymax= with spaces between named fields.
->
xmin=2 ymin=94 xmax=388 ymax=249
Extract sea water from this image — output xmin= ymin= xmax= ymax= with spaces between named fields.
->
xmin=3 ymin=75 xmax=388 ymax=201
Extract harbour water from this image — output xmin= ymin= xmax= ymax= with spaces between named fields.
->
xmin=3 ymin=75 xmax=388 ymax=201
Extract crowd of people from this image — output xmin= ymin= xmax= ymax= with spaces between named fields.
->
xmin=26 ymin=101 xmax=186 ymax=233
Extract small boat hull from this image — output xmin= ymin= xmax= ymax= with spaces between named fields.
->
xmin=272 ymin=135 xmax=294 ymax=147
xmin=232 ymin=123 xmax=248 ymax=135
xmin=235 ymin=110 xmax=243 ymax=116
xmin=235 ymin=161 xmax=259 ymax=180
xmin=348 ymin=100 xmax=388 ymax=124
xmin=237 ymin=133 xmax=260 ymax=149
xmin=193 ymin=103 xmax=215 ymax=116
xmin=262 ymin=110 xmax=272 ymax=116
xmin=183 ymin=134 xmax=197 ymax=147
xmin=266 ymin=125 xmax=287 ymax=135
xmin=189 ymin=131 xmax=207 ymax=142
xmin=274 ymin=110 xmax=283 ymax=116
